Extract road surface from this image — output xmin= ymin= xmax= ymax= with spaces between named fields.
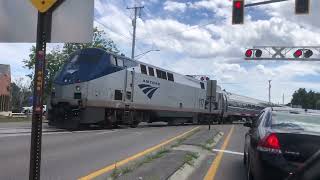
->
xmin=0 ymin=123 xmax=248 ymax=180
xmin=212 ymin=124 xmax=248 ymax=180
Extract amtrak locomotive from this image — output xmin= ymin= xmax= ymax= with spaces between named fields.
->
xmin=48 ymin=48 xmax=267 ymax=129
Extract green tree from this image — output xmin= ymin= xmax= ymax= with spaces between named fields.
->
xmin=291 ymin=88 xmax=320 ymax=109
xmin=23 ymin=27 xmax=120 ymax=102
xmin=11 ymin=80 xmax=32 ymax=112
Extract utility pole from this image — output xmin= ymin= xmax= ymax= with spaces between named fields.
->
xmin=268 ymin=80 xmax=272 ymax=104
xmin=282 ymin=93 xmax=285 ymax=105
xmin=127 ymin=5 xmax=144 ymax=60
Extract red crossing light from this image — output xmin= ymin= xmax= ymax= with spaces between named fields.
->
xmin=245 ymin=49 xmax=253 ymax=57
xmin=294 ymin=49 xmax=303 ymax=58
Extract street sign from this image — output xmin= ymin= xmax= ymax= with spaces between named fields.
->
xmin=1 ymin=0 xmax=94 ymax=179
xmin=30 ymin=0 xmax=57 ymax=13
xmin=244 ymin=46 xmax=320 ymax=61
xmin=0 ymin=0 xmax=94 ymax=43
xmin=207 ymin=80 xmax=217 ymax=99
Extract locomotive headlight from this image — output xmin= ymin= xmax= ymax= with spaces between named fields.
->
xmin=75 ymin=86 xmax=81 ymax=92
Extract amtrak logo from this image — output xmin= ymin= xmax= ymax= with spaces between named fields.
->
xmin=138 ymin=84 xmax=159 ymax=99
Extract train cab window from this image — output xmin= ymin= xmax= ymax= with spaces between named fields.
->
xmin=117 ymin=58 xmax=124 ymax=67
xmin=148 ymin=67 xmax=155 ymax=76
xmin=110 ymin=56 xmax=117 ymax=66
xmin=140 ymin=64 xmax=147 ymax=75
xmin=167 ymin=73 xmax=174 ymax=81
xmin=200 ymin=82 xmax=205 ymax=89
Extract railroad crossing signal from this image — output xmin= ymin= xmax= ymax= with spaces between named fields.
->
xmin=232 ymin=0 xmax=244 ymax=24
xmin=295 ymin=0 xmax=310 ymax=14
xmin=244 ymin=46 xmax=320 ymax=61
xmin=30 ymin=0 xmax=58 ymax=13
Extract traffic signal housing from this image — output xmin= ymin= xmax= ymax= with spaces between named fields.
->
xmin=232 ymin=0 xmax=244 ymax=24
xmin=295 ymin=0 xmax=310 ymax=14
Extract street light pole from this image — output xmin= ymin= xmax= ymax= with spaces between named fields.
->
xmin=268 ymin=80 xmax=272 ymax=105
xmin=127 ymin=6 xmax=144 ymax=60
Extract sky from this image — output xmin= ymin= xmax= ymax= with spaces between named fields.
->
xmin=1 ymin=0 xmax=320 ymax=104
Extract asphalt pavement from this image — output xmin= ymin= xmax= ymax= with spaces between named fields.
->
xmin=213 ymin=124 xmax=248 ymax=180
xmin=0 ymin=122 xmax=249 ymax=180
xmin=0 ymin=123 xmax=198 ymax=180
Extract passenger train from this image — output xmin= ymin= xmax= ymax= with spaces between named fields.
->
xmin=48 ymin=48 xmax=268 ymax=129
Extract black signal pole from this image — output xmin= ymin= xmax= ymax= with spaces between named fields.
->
xmin=29 ymin=11 xmax=47 ymax=180
xmin=29 ymin=1 xmax=64 ymax=179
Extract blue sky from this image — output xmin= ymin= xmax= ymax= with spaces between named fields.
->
xmin=1 ymin=0 xmax=320 ymax=104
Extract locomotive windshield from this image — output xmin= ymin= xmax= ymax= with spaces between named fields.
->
xmin=54 ymin=48 xmax=123 ymax=84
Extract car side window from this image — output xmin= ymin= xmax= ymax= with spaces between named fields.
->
xmin=254 ymin=111 xmax=265 ymax=127
xmin=263 ymin=111 xmax=272 ymax=127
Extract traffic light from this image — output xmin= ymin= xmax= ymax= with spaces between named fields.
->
xmin=245 ymin=49 xmax=262 ymax=58
xmin=232 ymin=0 xmax=244 ymax=24
xmin=293 ymin=49 xmax=313 ymax=58
xmin=295 ymin=0 xmax=310 ymax=14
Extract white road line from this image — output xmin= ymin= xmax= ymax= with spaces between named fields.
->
xmin=71 ymin=129 xmax=115 ymax=134
xmin=0 ymin=131 xmax=71 ymax=138
xmin=95 ymin=130 xmax=117 ymax=135
xmin=212 ymin=149 xmax=244 ymax=156
xmin=0 ymin=129 xmax=117 ymax=138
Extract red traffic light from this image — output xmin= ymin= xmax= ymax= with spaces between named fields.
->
xmin=245 ymin=49 xmax=253 ymax=57
xmin=232 ymin=0 xmax=244 ymax=24
xmin=294 ymin=49 xmax=303 ymax=58
xmin=235 ymin=1 xmax=242 ymax=9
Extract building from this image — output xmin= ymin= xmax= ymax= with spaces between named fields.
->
xmin=0 ymin=64 xmax=11 ymax=114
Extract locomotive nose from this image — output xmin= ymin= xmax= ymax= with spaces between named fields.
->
xmin=51 ymin=83 xmax=87 ymax=102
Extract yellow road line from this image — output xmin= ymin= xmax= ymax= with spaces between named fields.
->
xmin=204 ymin=125 xmax=235 ymax=180
xmin=78 ymin=126 xmax=200 ymax=180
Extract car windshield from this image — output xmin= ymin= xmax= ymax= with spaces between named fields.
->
xmin=272 ymin=112 xmax=320 ymax=133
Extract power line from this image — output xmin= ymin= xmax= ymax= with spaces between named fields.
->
xmin=95 ymin=19 xmax=132 ymax=40
xmin=95 ymin=19 xmax=152 ymax=59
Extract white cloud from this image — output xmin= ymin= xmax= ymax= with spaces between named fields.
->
xmin=91 ymin=0 xmax=320 ymax=103
xmin=2 ymin=0 xmax=320 ymax=104
xmin=164 ymin=1 xmax=187 ymax=12
xmin=190 ymin=0 xmax=230 ymax=17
